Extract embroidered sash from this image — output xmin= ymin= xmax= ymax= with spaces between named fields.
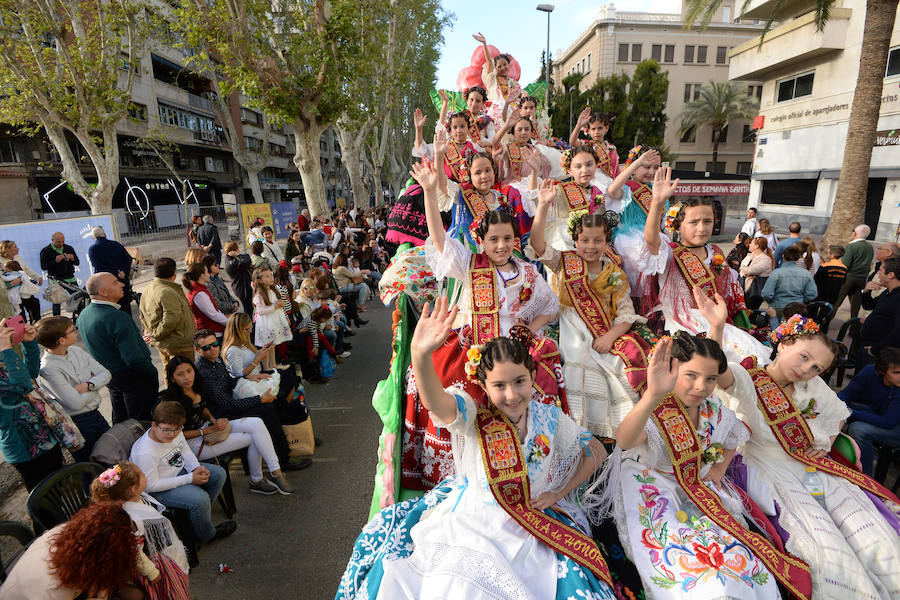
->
xmin=475 ymin=405 xmax=614 ymax=587
xmin=560 ymin=252 xmax=651 ymax=393
xmin=469 ymin=253 xmax=500 ymax=346
xmin=651 ymin=395 xmax=813 ymax=600
xmin=625 ymin=181 xmax=653 ymax=215
xmin=591 ymin=141 xmax=613 ymax=177
xmin=559 ymin=181 xmax=591 ymax=212
xmin=462 ymin=189 xmax=522 ymax=254
xmin=748 ymin=367 xmax=900 ymax=507
xmin=466 ymin=110 xmax=482 ymax=144
xmin=443 ymin=141 xmax=468 ymax=182
xmin=507 ymin=143 xmax=523 ymax=180
xmin=670 ymin=242 xmax=719 ymax=302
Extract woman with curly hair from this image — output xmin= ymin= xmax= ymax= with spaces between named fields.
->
xmin=0 ymin=503 xmax=151 ymax=600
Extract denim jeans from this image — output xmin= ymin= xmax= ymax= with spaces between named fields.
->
xmin=70 ymin=409 xmax=110 ymax=463
xmin=323 ymin=326 xmax=344 ymax=353
xmin=339 ymin=283 xmax=367 ymax=307
xmin=847 ymin=420 xmax=900 ymax=476
xmin=152 ymin=463 xmax=227 ymax=542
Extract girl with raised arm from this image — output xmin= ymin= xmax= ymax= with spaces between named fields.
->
xmin=526 ymin=145 xmax=606 ymax=253
xmin=569 ymin=107 xmax=619 ymax=182
xmin=473 ymin=32 xmax=523 ymax=125
xmin=337 ymin=298 xmax=616 ymax=600
xmin=696 ymin=288 xmax=900 ymax=599
xmin=491 ymin=112 xmax=550 ymax=190
xmin=528 ymin=181 xmax=652 ymax=437
xmin=398 ymin=159 xmax=562 ymax=491
xmin=639 ymin=167 xmax=769 ymax=363
xmin=595 ymin=333 xmax=807 ymax=599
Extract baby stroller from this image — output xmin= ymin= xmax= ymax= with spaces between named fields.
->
xmin=53 ymin=279 xmax=91 ymax=325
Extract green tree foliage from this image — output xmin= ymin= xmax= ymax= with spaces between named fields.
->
xmin=550 ymin=60 xmax=669 ymax=152
xmin=679 ymin=80 xmax=758 ymax=163
xmin=0 ymin=0 xmax=153 ymax=214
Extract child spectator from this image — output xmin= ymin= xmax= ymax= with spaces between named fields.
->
xmin=250 ymin=240 xmax=268 ymax=270
xmin=815 ymin=245 xmax=847 ymax=305
xmin=839 ymin=347 xmax=900 ymax=475
xmin=90 ymin=462 xmax=190 ymax=597
xmin=36 ymin=316 xmax=112 ymax=462
xmin=251 ymin=265 xmax=292 ymax=370
xmin=129 ymin=401 xmax=235 ymax=544
xmin=315 ymin=290 xmax=351 ymax=356
xmin=2 ymin=261 xmax=25 ymax=316
xmin=301 ymin=306 xmax=342 ymax=365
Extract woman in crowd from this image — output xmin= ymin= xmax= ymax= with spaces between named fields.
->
xmin=223 ymin=241 xmax=253 ymax=314
xmin=738 ymin=236 xmax=774 ymax=310
xmin=798 ymin=236 xmax=822 ymax=275
xmin=0 ymin=240 xmax=41 ymax=323
xmin=726 ymin=231 xmax=751 ymax=272
xmin=183 ymin=263 xmax=228 ymax=337
xmin=222 ymin=312 xmax=281 ymax=400
xmin=754 ymin=218 xmax=779 ymax=249
xmin=284 ymin=230 xmax=305 ymax=265
xmin=332 ymin=254 xmax=368 ymax=312
xmin=202 ymin=254 xmax=240 ymax=317
xmin=184 ymin=248 xmax=207 ymax=268
xmin=161 ymin=356 xmax=293 ymax=496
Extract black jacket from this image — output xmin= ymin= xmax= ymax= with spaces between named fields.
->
xmin=860 ymin=287 xmax=900 ymax=356
xmin=39 ymin=243 xmax=79 ymax=280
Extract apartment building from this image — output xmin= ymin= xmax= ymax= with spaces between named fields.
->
xmin=728 ymin=0 xmax=900 ymax=241
xmin=0 ymin=44 xmax=350 ymax=225
xmin=552 ymin=3 xmax=766 ymax=175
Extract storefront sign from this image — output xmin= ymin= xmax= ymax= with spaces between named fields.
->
xmin=269 ymin=201 xmax=296 ymax=238
xmin=239 ymin=203 xmax=273 ymax=234
xmin=674 ymin=182 xmax=750 ymax=196
xmin=874 ymin=129 xmax=900 ymax=147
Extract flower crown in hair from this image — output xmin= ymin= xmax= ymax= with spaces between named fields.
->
xmin=98 ymin=465 xmax=122 ymax=488
xmin=623 ymin=145 xmax=643 ymax=169
xmin=496 ymin=203 xmax=517 ymax=219
xmin=560 ymin=148 xmax=574 ymax=173
xmin=769 ymin=314 xmax=820 ymax=345
xmin=464 ymin=345 xmax=483 ymax=381
xmin=664 ymin=203 xmax=684 ymax=231
xmin=445 ymin=111 xmax=471 ymax=132
xmin=566 ymin=209 xmax=589 ymax=238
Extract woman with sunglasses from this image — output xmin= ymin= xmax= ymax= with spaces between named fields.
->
xmin=160 ymin=356 xmax=293 ymax=496
xmin=221 ymin=312 xmax=281 ymax=401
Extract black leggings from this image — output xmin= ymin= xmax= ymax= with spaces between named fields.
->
xmin=13 ymin=445 xmax=64 ymax=491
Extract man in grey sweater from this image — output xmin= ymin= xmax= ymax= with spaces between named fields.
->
xmin=831 ymin=224 xmax=875 ymax=319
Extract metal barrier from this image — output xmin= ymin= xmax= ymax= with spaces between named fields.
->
xmin=117 ymin=205 xmax=227 ymax=245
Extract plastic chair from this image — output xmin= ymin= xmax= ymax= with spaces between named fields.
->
xmin=0 ymin=521 xmax=35 ymax=582
xmin=805 ymin=300 xmax=833 ymax=328
xmin=834 ymin=318 xmax=862 ymax=386
xmin=26 ymin=462 xmax=105 ymax=535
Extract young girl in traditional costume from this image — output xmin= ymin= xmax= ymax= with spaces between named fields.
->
xmin=696 ymin=290 xmax=900 ymax=599
xmin=336 ymin=299 xmax=616 ymax=600
xmin=597 ymin=333 xmax=809 ymax=599
xmin=399 ymin=159 xmax=561 ymax=491
xmin=473 ymin=32 xmax=523 ymax=125
xmin=431 ymin=129 xmax=531 ymax=254
xmin=412 ymin=108 xmax=482 ymax=180
xmin=491 ymin=113 xmax=550 ymax=190
xmin=528 ymin=183 xmax=651 ymax=437
xmin=525 ymin=145 xmax=605 ymax=253
xmin=639 ymin=167 xmax=769 ymax=363
xmin=569 ymin=108 xmax=619 ymax=183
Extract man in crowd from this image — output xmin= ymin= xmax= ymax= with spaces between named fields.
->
xmin=196 ymin=215 xmax=222 ymax=265
xmin=831 ymin=224 xmax=874 ymax=320
xmin=814 ymin=245 xmax=847 ymax=306
xmin=139 ymin=257 xmax=196 ymax=365
xmin=297 ymin=208 xmax=311 ymax=232
xmin=868 ymin=242 xmax=900 ymax=286
xmin=87 ymin=226 xmax=134 ymax=313
xmin=740 ymin=207 xmax=758 ymax=237
xmin=77 ymin=272 xmax=158 ymax=422
xmin=193 ymin=330 xmax=311 ymax=470
xmin=859 ymin=257 xmax=900 ymax=369
xmin=773 ymin=222 xmax=802 ymax=267
xmin=762 ymin=246 xmax=818 ymax=317
xmin=39 ymin=232 xmax=79 ymax=316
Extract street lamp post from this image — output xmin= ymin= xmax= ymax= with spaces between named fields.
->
xmin=536 ymin=4 xmax=554 ymax=111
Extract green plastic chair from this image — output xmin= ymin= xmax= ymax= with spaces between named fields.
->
xmin=0 ymin=520 xmax=35 ymax=582
xmin=26 ymin=462 xmax=105 ymax=535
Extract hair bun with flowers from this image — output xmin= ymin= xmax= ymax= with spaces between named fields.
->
xmin=464 ymin=345 xmax=484 ymax=381
xmin=560 ymin=148 xmax=574 ymax=173
xmin=664 ymin=203 xmax=684 ymax=231
xmin=567 ymin=209 xmax=589 ymax=238
xmin=769 ymin=314 xmax=820 ymax=345
xmin=98 ymin=465 xmax=122 ymax=488
xmin=623 ymin=145 xmax=643 ymax=169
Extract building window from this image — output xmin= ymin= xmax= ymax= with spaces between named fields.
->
xmin=246 ymin=137 xmax=262 ymax=152
xmin=631 ymin=44 xmax=642 ymax=62
xmin=618 ymin=43 xmax=629 ymax=62
xmin=674 ymin=161 xmax=695 ymax=171
xmin=680 ymin=126 xmax=697 ymax=143
xmin=716 ymin=46 xmax=728 ymax=64
xmin=712 ymin=125 xmax=728 ymax=143
xmin=887 ymin=46 xmax=900 ymax=77
xmin=722 ymin=5 xmax=732 ymax=22
xmin=736 ymin=161 xmax=752 ymax=175
xmin=705 ymin=161 xmax=726 ymax=173
xmin=0 ymin=139 xmax=19 ymax=163
xmin=684 ymin=45 xmax=695 ymax=64
xmin=240 ymin=108 xmax=263 ymax=126
xmin=664 ymin=44 xmax=675 ymax=63
xmin=651 ymin=44 xmax=661 ymax=61
xmin=127 ymin=103 xmax=147 ymax=121
xmin=587 ymin=53 xmax=591 ymax=71
xmin=684 ymin=83 xmax=701 ymax=103
xmin=761 ymin=179 xmax=817 ymax=206
xmin=776 ymin=71 xmax=814 ymax=102
xmin=158 ymin=104 xmax=179 ymax=127
xmin=747 ymin=84 xmax=763 ymax=99
xmin=205 ymin=157 xmax=227 ymax=173
xmin=697 ymin=46 xmax=708 ymax=64
xmin=742 ymin=124 xmax=757 ymax=143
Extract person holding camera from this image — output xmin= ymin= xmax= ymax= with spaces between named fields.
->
xmin=39 ymin=232 xmax=80 ymax=317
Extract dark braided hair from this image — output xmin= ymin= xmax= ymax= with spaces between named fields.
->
xmin=474 ymin=207 xmax=520 ymax=241
xmin=588 ymin=112 xmax=615 ymax=127
xmin=670 ymin=197 xmax=715 ymax=231
xmin=518 ymin=95 xmax=539 ymax=108
xmin=465 ymin=86 xmax=487 ymax=101
xmin=572 ymin=210 xmax=620 ymax=242
xmin=670 ymin=330 xmax=727 ymax=374
xmin=476 ymin=336 xmax=535 ymax=383
xmin=445 ymin=111 xmax=472 ymax=132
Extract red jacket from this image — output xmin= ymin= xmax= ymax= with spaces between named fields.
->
xmin=186 ymin=281 xmax=225 ymax=333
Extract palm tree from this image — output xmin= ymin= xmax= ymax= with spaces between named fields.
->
xmin=678 ymin=81 xmax=759 ymax=169
xmin=684 ymin=0 xmax=898 ymax=244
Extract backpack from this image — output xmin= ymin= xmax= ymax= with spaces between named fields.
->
xmin=90 ymin=419 xmax=145 ymax=466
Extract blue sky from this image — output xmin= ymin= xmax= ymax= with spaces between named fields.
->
xmin=436 ymin=0 xmax=682 ymax=90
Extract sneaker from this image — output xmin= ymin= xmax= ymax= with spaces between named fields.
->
xmin=268 ymin=474 xmax=294 ymax=495
xmin=283 ymin=456 xmax=313 ymax=471
xmin=249 ymin=478 xmax=278 ymax=495
xmin=212 ymin=520 xmax=237 ymax=541
xmin=339 ymin=351 xmax=351 ymax=358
